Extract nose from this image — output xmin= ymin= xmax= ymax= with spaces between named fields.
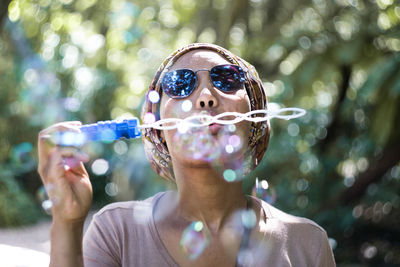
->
xmin=195 ymin=87 xmax=218 ymax=108
xmin=195 ymin=74 xmax=218 ymax=109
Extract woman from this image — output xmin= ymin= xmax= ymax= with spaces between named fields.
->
xmin=37 ymin=43 xmax=336 ymax=266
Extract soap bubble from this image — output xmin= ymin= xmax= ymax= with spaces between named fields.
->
xmin=172 ymin=124 xmax=245 ymax=168
xmin=180 ymin=221 xmax=210 ymax=260
xmin=82 ymin=142 xmax=104 ymax=158
xmin=252 ymin=177 xmax=276 ymax=204
xmin=172 ymin=127 xmax=219 ymax=162
xmin=114 ymin=140 xmax=128 ymax=155
xmin=36 ymin=184 xmax=59 ymax=215
xmin=223 ymin=169 xmax=237 ymax=182
xmin=241 ymin=209 xmax=257 ymax=229
xmin=143 ymin=112 xmax=156 ymax=124
xmin=181 ymin=100 xmax=193 ymax=112
xmin=177 ymin=121 xmax=190 ymax=134
xmin=225 ymin=144 xmax=234 ymax=153
xmin=11 ymin=142 xmax=33 ymax=164
xmin=105 ymin=182 xmax=119 ymax=196
xmin=237 ymin=249 xmax=254 ymax=266
xmin=221 ymin=209 xmax=257 ymax=260
xmin=50 ymin=131 xmax=85 ymax=147
xmin=148 ymin=90 xmax=160 ymax=103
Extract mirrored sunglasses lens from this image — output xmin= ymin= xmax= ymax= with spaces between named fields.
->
xmin=161 ymin=70 xmax=196 ymax=98
xmin=210 ymin=65 xmax=245 ymax=92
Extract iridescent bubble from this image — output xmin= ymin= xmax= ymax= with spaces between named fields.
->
xmin=172 ymin=123 xmax=246 ymax=179
xmin=261 ymin=180 xmax=269 ymax=189
xmin=51 ymin=131 xmax=85 ymax=147
xmin=241 ymin=209 xmax=257 ymax=229
xmin=105 ymin=182 xmax=119 ymax=196
xmin=177 ymin=121 xmax=190 ymax=134
xmin=252 ymin=177 xmax=276 ymax=204
xmin=228 ymin=135 xmax=241 ymax=148
xmin=223 ymin=169 xmax=237 ymax=182
xmin=82 ymin=142 xmax=104 ymax=157
xmin=143 ymin=112 xmax=156 ymax=124
xmin=91 ymin=158 xmax=109 ymax=175
xmin=63 ymin=97 xmax=81 ymax=112
xmin=181 ymin=100 xmax=193 ymax=112
xmin=173 ymin=127 xmax=220 ymax=162
xmin=148 ymin=90 xmax=160 ymax=103
xmin=216 ymin=128 xmax=244 ymax=164
xmin=237 ymin=249 xmax=254 ymax=266
xmin=220 ymin=208 xmax=258 ymax=256
xmin=36 ymin=184 xmax=58 ymax=215
xmin=42 ymin=200 xmax=53 ymax=212
xmin=114 ymin=140 xmax=128 ymax=155
xmin=11 ymin=142 xmax=33 ymax=164
xmin=180 ymin=221 xmax=210 ymax=260
xmin=228 ymin=124 xmax=236 ymax=132
xmin=225 ymin=144 xmax=234 ymax=154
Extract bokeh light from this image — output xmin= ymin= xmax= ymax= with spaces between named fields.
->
xmin=148 ymin=90 xmax=160 ymax=104
xmin=143 ymin=113 xmax=156 ymax=124
xmin=91 ymin=158 xmax=109 ymax=175
xmin=252 ymin=178 xmax=276 ymax=205
xmin=181 ymin=100 xmax=192 ymax=112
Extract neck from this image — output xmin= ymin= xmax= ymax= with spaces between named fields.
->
xmin=171 ymin=158 xmax=247 ymax=233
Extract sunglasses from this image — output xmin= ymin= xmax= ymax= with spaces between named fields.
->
xmin=161 ymin=64 xmax=246 ymax=99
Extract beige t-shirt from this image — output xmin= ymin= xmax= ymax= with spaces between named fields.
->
xmin=83 ymin=191 xmax=336 ymax=266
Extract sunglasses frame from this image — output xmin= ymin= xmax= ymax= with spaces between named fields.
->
xmin=161 ymin=64 xmax=247 ymax=99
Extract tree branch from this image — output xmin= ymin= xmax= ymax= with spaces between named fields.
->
xmin=216 ymin=0 xmax=247 ymax=47
xmin=319 ymin=64 xmax=351 ymax=153
xmin=0 ymin=0 xmax=11 ymax=29
xmin=315 ymin=142 xmax=400 ymax=214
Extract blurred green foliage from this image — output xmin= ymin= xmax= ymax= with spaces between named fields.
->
xmin=1 ymin=0 xmax=399 ymax=265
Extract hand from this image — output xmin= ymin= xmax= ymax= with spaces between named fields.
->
xmin=37 ymin=121 xmax=93 ymax=224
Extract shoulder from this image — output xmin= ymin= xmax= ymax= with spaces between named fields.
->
xmin=258 ymin=199 xmax=329 ymax=249
xmin=256 ymin=200 xmax=336 ymax=266
xmin=262 ymin=200 xmax=326 ymax=233
xmin=92 ymin=191 xmax=164 ymax=225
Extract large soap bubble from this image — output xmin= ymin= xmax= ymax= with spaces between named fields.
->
xmin=180 ymin=221 xmax=210 ymax=260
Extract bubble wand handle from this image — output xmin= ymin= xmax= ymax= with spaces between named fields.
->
xmin=80 ymin=118 xmax=141 ymax=141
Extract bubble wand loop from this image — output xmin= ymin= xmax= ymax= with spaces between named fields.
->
xmin=52 ymin=108 xmax=306 ymax=147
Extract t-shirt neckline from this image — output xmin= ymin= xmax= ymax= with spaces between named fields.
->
xmin=149 ymin=191 xmax=271 ymax=266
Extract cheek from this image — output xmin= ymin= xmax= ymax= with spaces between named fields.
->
xmin=221 ymin=89 xmax=251 ymax=113
xmin=231 ymin=91 xmax=252 ymax=142
xmin=160 ymin=96 xmax=187 ymax=120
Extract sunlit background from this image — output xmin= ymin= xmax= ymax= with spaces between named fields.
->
xmin=1 ymin=0 xmax=399 ymax=266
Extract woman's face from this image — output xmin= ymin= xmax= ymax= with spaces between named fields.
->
xmin=159 ymin=49 xmax=251 ymax=167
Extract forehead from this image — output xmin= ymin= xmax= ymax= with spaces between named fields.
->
xmin=169 ymin=49 xmax=232 ymax=71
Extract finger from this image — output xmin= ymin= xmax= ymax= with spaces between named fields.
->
xmin=39 ymin=122 xmax=82 ymax=147
xmin=39 ymin=145 xmax=84 ymax=183
xmin=43 ymin=148 xmax=66 ymax=184
xmin=38 ymin=123 xmax=82 ymax=164
xmin=58 ymin=146 xmax=88 ymax=161
xmin=69 ymin=121 xmax=82 ymax=126
xmin=63 ymin=153 xmax=89 ymax=170
xmin=65 ymin=161 xmax=90 ymax=183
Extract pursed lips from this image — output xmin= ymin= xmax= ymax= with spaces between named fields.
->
xmin=208 ymin=123 xmax=223 ymax=135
